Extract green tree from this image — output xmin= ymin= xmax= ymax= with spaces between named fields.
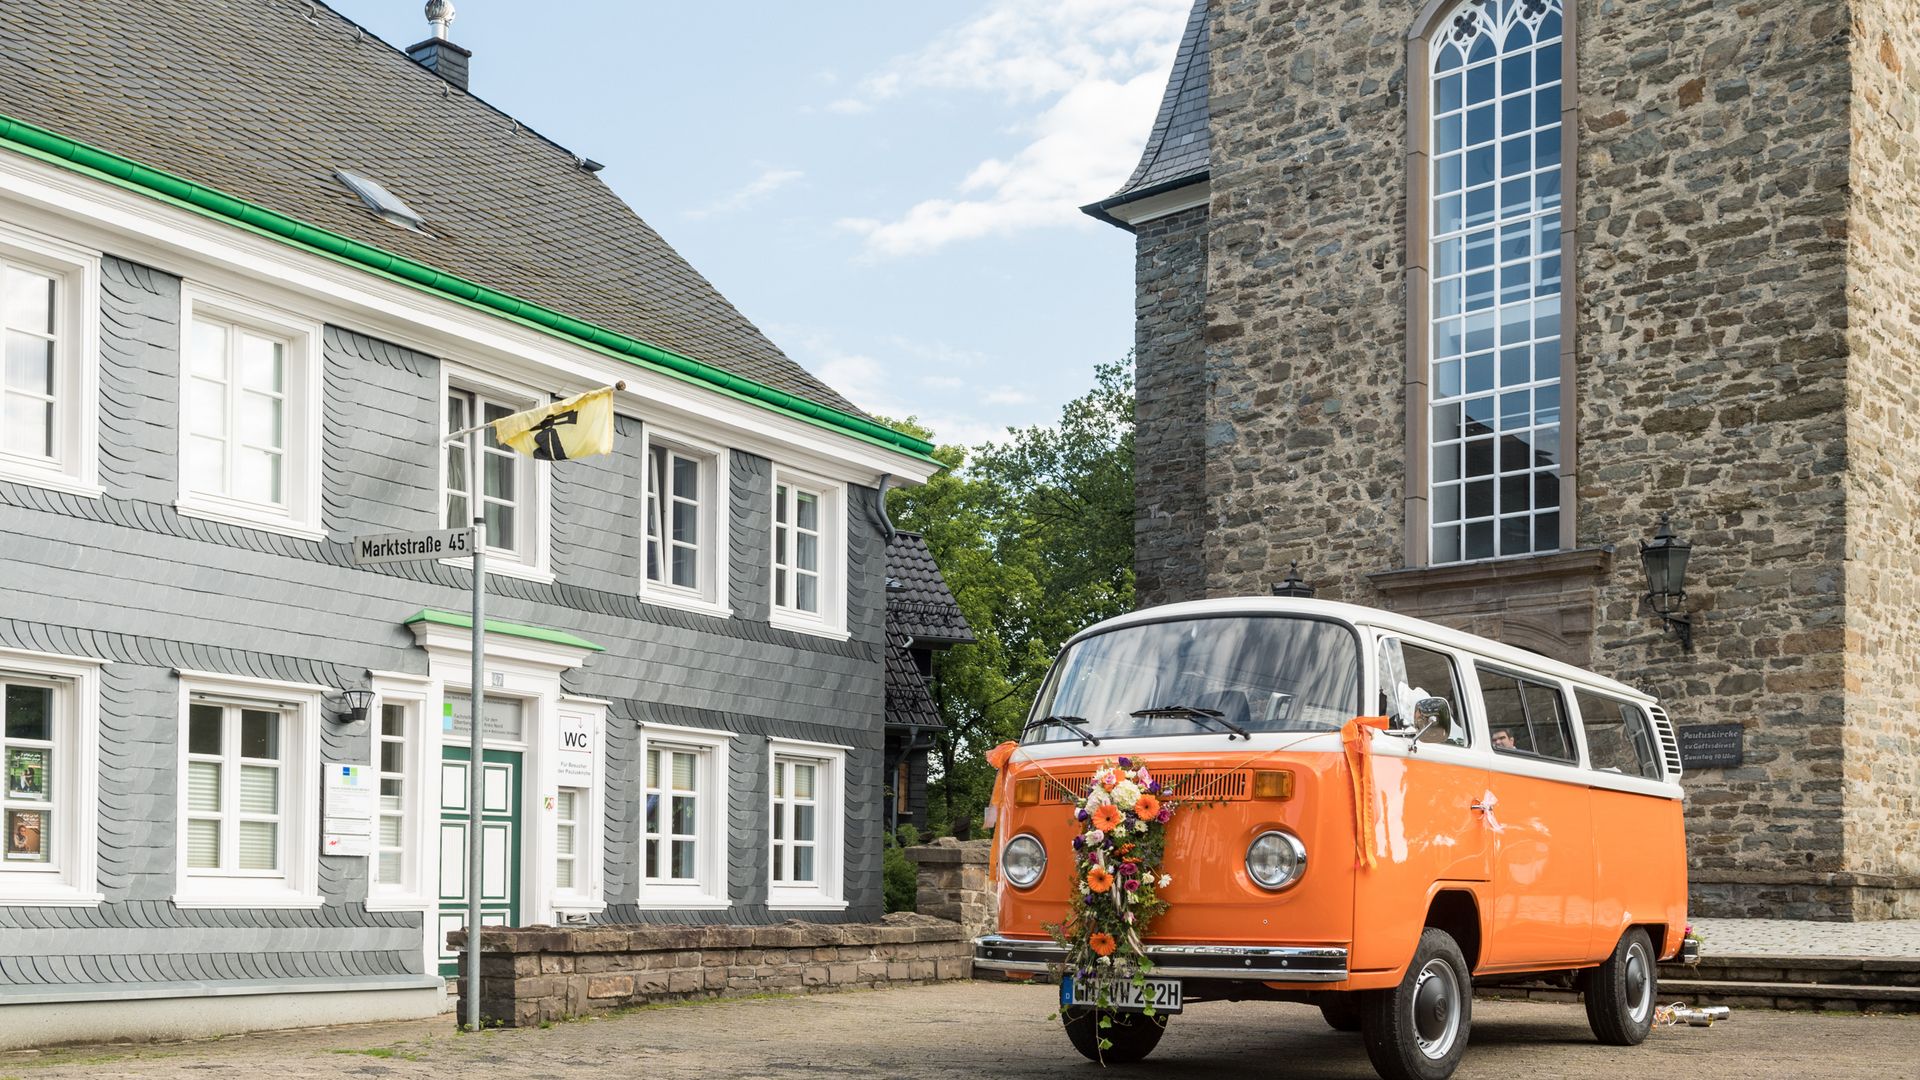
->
xmin=884 ymin=359 xmax=1135 ymax=836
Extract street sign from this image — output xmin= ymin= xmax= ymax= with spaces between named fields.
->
xmin=351 ymin=527 xmax=473 ymax=566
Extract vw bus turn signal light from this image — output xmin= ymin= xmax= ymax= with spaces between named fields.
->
xmin=1013 ymin=778 xmax=1042 ymax=806
xmin=1252 ymin=770 xmax=1295 ymax=800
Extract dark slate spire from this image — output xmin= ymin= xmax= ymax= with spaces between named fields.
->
xmin=1082 ymin=0 xmax=1211 ymax=230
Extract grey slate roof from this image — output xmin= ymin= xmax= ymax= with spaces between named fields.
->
xmin=1081 ymin=0 xmax=1211 ymax=228
xmin=0 ymin=0 xmax=859 ymax=415
xmin=884 ymin=531 xmax=974 ymax=645
xmin=884 ymin=628 xmax=943 ymax=731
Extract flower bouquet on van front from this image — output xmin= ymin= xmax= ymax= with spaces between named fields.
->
xmin=1048 ymin=756 xmax=1180 ymax=1052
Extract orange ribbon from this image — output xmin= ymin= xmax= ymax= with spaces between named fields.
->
xmin=984 ymin=740 xmax=1020 ymax=879
xmin=1342 ymin=717 xmax=1390 ymax=871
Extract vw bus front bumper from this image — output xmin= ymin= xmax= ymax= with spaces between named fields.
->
xmin=972 ymin=934 xmax=1349 ymax=982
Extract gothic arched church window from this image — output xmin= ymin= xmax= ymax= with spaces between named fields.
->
xmin=1417 ymin=0 xmax=1569 ymax=564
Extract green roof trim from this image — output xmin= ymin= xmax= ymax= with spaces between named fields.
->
xmin=404 ymin=609 xmax=604 ymax=652
xmin=0 ymin=111 xmax=937 ymax=465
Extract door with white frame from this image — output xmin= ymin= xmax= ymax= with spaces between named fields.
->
xmin=437 ymin=692 xmax=528 ymax=977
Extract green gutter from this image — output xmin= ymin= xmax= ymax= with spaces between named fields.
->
xmin=405 ymin=609 xmax=604 ymax=652
xmin=0 ymin=111 xmax=937 ymax=464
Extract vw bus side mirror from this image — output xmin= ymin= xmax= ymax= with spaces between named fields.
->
xmin=1405 ymin=697 xmax=1453 ymax=753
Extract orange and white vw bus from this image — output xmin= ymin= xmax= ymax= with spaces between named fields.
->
xmin=974 ymin=598 xmax=1687 ymax=1080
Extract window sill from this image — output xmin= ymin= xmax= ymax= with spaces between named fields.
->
xmin=552 ymin=898 xmax=607 ymax=914
xmin=173 ymin=886 xmax=325 ymax=910
xmin=629 ymin=895 xmax=731 ymax=910
xmin=769 ymin=612 xmax=850 ymax=641
xmin=365 ymin=893 xmax=435 ymax=913
xmin=0 ymin=464 xmax=102 ymax=499
xmin=438 ymin=556 xmax=557 ymax=585
xmin=1368 ymin=546 xmax=1613 ymax=594
xmin=0 ymin=884 xmax=103 ymax=907
xmin=640 ymin=587 xmax=733 ymax=621
xmin=176 ymin=499 xmax=326 ymax=542
xmin=767 ymin=896 xmax=849 ymax=911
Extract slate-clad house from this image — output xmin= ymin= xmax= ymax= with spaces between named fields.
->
xmin=0 ymin=1 xmax=942 ymax=1044
xmin=881 ymin=531 xmax=974 ymax=831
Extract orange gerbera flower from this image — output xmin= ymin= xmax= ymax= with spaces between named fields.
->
xmin=1089 ymin=932 xmax=1117 ymax=957
xmin=1086 ymin=866 xmax=1114 ymax=893
xmin=1134 ymin=792 xmax=1161 ymax=819
xmin=1091 ymin=804 xmax=1124 ymax=831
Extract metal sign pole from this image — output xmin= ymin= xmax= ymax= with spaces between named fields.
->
xmin=465 ymin=423 xmax=487 ymax=1033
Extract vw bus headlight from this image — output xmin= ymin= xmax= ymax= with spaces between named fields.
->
xmin=1003 ymin=834 xmax=1046 ymax=889
xmin=1246 ymin=830 xmax=1307 ymax=890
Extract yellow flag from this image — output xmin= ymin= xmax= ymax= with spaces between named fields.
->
xmin=490 ymin=387 xmax=616 ymax=461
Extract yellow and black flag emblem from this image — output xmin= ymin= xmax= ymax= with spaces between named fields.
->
xmin=491 ymin=386 xmax=617 ymax=462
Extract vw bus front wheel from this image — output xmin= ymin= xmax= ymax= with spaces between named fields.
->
xmin=1585 ymin=927 xmax=1657 ymax=1046
xmin=1061 ymin=1006 xmax=1167 ymax=1065
xmin=1360 ymin=928 xmax=1472 ymax=1080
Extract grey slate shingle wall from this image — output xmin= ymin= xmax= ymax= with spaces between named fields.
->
xmin=0 ymin=253 xmax=891 ymax=994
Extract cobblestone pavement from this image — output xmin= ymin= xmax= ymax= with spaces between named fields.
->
xmin=5 ymin=981 xmax=1914 ymax=1080
xmin=1691 ymin=918 xmax=1920 ymax=957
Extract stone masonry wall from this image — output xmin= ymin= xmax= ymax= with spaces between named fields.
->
xmin=1193 ymin=0 xmax=1869 ymax=915
xmin=1134 ymin=204 xmax=1212 ymax=607
xmin=452 ymin=916 xmax=970 ymax=1028
xmin=1842 ymin=0 xmax=1920 ymax=918
xmin=906 ymin=837 xmax=996 ymax=941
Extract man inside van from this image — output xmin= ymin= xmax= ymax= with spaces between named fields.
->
xmin=1492 ymin=729 xmax=1517 ymax=751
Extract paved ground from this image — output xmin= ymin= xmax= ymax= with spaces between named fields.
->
xmin=4 ymin=981 xmax=1914 ymax=1080
xmin=1690 ymin=917 xmax=1920 ymax=958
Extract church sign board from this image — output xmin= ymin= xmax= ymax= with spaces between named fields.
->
xmin=1676 ymin=723 xmax=1745 ymax=770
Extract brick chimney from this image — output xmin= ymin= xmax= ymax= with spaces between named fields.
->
xmin=406 ymin=0 xmax=470 ymax=92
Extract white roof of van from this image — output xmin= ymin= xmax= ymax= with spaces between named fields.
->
xmin=1071 ymin=597 xmax=1655 ymax=704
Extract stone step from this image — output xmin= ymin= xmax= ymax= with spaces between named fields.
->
xmin=1660 ymin=954 xmax=1920 ymax=990
xmin=1658 ymin=977 xmax=1920 ymax=1013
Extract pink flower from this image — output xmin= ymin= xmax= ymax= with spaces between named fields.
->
xmin=1156 ymin=807 xmax=1172 ymax=823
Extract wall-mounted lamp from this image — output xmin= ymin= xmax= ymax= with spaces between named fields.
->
xmin=1639 ymin=513 xmax=1693 ymax=653
xmin=1271 ymin=561 xmax=1316 ymax=599
xmin=333 ymin=688 xmax=376 ymax=725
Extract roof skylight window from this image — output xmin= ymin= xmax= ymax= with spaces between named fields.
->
xmin=334 ymin=170 xmax=426 ymax=231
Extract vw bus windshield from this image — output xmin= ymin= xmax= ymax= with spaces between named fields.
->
xmin=1023 ymin=616 xmax=1362 ymax=744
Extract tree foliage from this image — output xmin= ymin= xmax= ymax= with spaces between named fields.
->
xmin=884 ymin=359 xmax=1135 ymax=837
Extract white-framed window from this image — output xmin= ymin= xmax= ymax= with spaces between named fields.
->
xmin=374 ymin=700 xmax=412 ymax=892
xmin=174 ymin=671 xmax=321 ymax=907
xmin=1424 ymin=0 xmax=1566 ymax=563
xmin=633 ymin=723 xmax=731 ymax=909
xmin=442 ymin=371 xmax=550 ymax=579
xmin=767 ymin=738 xmax=846 ymax=910
xmin=639 ymin=428 xmax=729 ymax=616
xmin=177 ymin=289 xmax=322 ymax=538
xmin=0 ymin=224 xmax=99 ymax=497
xmin=770 ymin=469 xmax=846 ymax=637
xmin=0 ymin=648 xmax=102 ymax=905
xmin=554 ymin=787 xmax=583 ymax=891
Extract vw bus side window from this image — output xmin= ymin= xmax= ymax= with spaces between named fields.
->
xmin=1023 ymin=616 xmax=1361 ymax=743
xmin=1574 ymin=690 xmax=1663 ymax=779
xmin=1377 ymin=638 xmax=1470 ymax=746
xmin=1477 ymin=668 xmax=1577 ymax=763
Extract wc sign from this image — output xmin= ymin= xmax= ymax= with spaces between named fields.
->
xmin=556 ymin=714 xmax=594 ymax=783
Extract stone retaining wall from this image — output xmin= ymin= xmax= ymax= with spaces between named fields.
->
xmin=904 ymin=837 xmax=995 ymax=940
xmin=451 ymin=913 xmax=970 ymax=1028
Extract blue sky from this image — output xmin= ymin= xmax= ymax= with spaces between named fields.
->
xmin=325 ymin=1 xmax=1190 ymax=448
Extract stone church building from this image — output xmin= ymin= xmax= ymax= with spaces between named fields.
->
xmin=1089 ymin=0 xmax=1918 ymax=920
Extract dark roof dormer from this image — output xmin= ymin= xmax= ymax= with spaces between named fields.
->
xmin=1081 ymin=0 xmax=1211 ymax=232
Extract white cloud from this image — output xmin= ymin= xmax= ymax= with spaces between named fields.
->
xmin=684 ymin=166 xmax=804 ymax=220
xmin=982 ymin=387 xmax=1032 ymax=406
xmin=772 ymin=324 xmax=1028 ymax=449
xmin=833 ymin=0 xmax=1191 ymax=257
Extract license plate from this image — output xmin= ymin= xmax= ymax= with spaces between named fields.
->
xmin=1061 ymin=974 xmax=1183 ymax=1013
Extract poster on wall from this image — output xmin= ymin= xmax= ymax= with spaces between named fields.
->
xmin=321 ymin=762 xmax=374 ymax=858
xmin=5 ymin=808 xmax=47 ymax=861
xmin=7 ymin=747 xmax=49 ymax=800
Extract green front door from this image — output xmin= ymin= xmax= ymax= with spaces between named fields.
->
xmin=438 ymin=746 xmax=521 ymax=978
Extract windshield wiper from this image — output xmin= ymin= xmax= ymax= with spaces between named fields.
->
xmin=1130 ymin=704 xmax=1251 ymax=741
xmin=1022 ymin=714 xmax=1101 ymax=746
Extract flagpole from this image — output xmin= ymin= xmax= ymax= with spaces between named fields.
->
xmin=465 ymin=420 xmax=486 ymax=1034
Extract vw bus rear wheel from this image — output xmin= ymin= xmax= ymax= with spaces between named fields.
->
xmin=1061 ymin=1006 xmax=1166 ymax=1064
xmin=1360 ymin=928 xmax=1472 ymax=1080
xmin=1586 ymin=927 xmax=1657 ymax=1046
